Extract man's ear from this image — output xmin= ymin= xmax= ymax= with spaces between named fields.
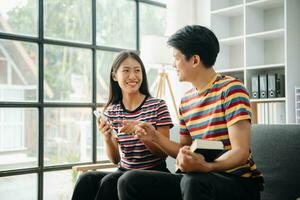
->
xmin=192 ymin=55 xmax=201 ymax=67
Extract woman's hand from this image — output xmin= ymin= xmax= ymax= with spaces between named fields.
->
xmin=118 ymin=120 xmax=139 ymax=134
xmin=97 ymin=118 xmax=115 ymax=140
xmin=118 ymin=120 xmax=159 ymax=143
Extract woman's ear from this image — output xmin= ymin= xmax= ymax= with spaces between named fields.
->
xmin=112 ymin=72 xmax=117 ymax=82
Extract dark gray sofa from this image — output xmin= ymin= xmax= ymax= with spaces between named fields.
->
xmin=167 ymin=125 xmax=300 ymax=200
xmin=251 ymin=125 xmax=300 ymax=200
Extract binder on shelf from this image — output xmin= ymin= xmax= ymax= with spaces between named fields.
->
xmin=276 ymin=74 xmax=285 ymax=97
xmin=251 ymin=75 xmax=260 ymax=99
xmin=268 ymin=74 xmax=277 ymax=98
xmin=259 ymin=74 xmax=268 ymax=98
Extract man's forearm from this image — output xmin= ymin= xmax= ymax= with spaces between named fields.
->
xmin=155 ymin=133 xmax=183 ymax=158
xmin=208 ymin=148 xmax=250 ymax=172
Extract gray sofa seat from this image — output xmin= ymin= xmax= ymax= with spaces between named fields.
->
xmin=167 ymin=124 xmax=300 ymax=200
xmin=252 ymin=125 xmax=300 ymax=200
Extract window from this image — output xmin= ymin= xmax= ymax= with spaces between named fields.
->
xmin=96 ymin=0 xmax=136 ymax=49
xmin=0 ymin=106 xmax=25 ymax=151
xmin=0 ymin=0 xmax=166 ymax=199
xmin=0 ymin=108 xmax=38 ymax=171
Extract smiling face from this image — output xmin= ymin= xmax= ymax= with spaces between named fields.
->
xmin=113 ymin=57 xmax=143 ymax=95
xmin=172 ymin=48 xmax=195 ymax=82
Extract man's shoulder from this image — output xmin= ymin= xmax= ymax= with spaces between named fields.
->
xmin=180 ymin=87 xmax=197 ymax=103
xmin=217 ymin=75 xmax=242 ymax=85
xmin=216 ymin=75 xmax=246 ymax=91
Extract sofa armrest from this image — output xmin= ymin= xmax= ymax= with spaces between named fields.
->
xmin=72 ymin=163 xmax=117 ymax=173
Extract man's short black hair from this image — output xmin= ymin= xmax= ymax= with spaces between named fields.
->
xmin=167 ymin=25 xmax=219 ymax=68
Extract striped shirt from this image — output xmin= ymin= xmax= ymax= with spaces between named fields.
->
xmin=179 ymin=74 xmax=263 ymax=180
xmin=105 ymin=96 xmax=173 ymax=170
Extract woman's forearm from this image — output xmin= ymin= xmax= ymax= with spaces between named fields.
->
xmin=104 ymin=136 xmax=120 ymax=164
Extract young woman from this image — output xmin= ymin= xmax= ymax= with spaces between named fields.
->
xmin=71 ymin=50 xmax=173 ymax=200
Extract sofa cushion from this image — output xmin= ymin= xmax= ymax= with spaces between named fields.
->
xmin=251 ymin=125 xmax=300 ymax=200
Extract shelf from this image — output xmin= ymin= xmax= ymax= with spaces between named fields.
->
xmin=219 ymin=36 xmax=243 ymax=45
xmin=211 ymin=5 xmax=243 ymax=17
xmin=246 ymin=29 xmax=284 ymax=40
xmin=246 ymin=0 xmax=284 ymax=9
xmin=211 ymin=0 xmax=243 ymax=12
xmin=250 ymin=97 xmax=285 ymax=102
xmin=211 ymin=5 xmax=244 ymax=39
xmin=246 ymin=36 xmax=284 ymax=66
xmin=245 ymin=0 xmax=284 ymax=35
xmin=216 ymin=67 xmax=244 ymax=73
xmin=210 ymin=0 xmax=300 ymax=123
xmin=215 ymin=37 xmax=244 ymax=70
xmin=246 ymin=63 xmax=285 ymax=70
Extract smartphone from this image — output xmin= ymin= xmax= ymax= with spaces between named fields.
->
xmin=93 ymin=110 xmax=117 ymax=135
xmin=93 ymin=110 xmax=107 ymax=121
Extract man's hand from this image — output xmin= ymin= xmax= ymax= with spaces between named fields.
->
xmin=118 ymin=120 xmax=160 ymax=143
xmin=176 ymin=146 xmax=212 ymax=173
xmin=134 ymin=121 xmax=160 ymax=143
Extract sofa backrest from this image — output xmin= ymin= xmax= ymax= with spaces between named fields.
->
xmin=168 ymin=124 xmax=300 ymax=199
xmin=251 ymin=125 xmax=300 ymax=200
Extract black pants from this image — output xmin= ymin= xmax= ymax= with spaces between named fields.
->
xmin=71 ymin=162 xmax=169 ymax=200
xmin=118 ymin=170 xmax=263 ymax=200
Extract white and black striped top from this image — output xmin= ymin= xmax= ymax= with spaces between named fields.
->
xmin=105 ymin=96 xmax=173 ymax=170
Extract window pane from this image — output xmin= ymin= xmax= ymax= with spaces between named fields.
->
xmin=44 ymin=108 xmax=92 ymax=166
xmin=95 ymin=105 xmax=108 ymax=161
xmin=0 ymin=173 xmax=37 ymax=200
xmin=44 ymin=45 xmax=92 ymax=102
xmin=44 ymin=170 xmax=74 ymax=200
xmin=140 ymin=3 xmax=166 ymax=40
xmin=44 ymin=0 xmax=92 ymax=43
xmin=96 ymin=0 xmax=136 ymax=49
xmin=0 ymin=39 xmax=38 ymax=102
xmin=96 ymin=51 xmax=118 ymax=103
xmin=0 ymin=108 xmax=38 ymax=171
xmin=139 ymin=3 xmax=166 ymax=101
xmin=0 ymin=0 xmax=38 ymax=36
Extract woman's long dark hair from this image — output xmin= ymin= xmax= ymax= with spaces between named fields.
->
xmin=104 ymin=50 xmax=151 ymax=111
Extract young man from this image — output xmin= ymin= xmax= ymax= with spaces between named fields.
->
xmin=117 ymin=25 xmax=264 ymax=200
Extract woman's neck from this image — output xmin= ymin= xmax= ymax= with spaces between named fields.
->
xmin=122 ymin=92 xmax=146 ymax=111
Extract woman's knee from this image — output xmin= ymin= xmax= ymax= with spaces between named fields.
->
xmin=118 ymin=170 xmax=141 ymax=188
xmin=77 ymin=171 xmax=107 ymax=186
xmin=100 ymin=171 xmax=122 ymax=187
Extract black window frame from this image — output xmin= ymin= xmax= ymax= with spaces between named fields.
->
xmin=0 ymin=0 xmax=166 ymax=199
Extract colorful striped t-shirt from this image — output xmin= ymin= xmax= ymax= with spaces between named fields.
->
xmin=105 ymin=96 xmax=173 ymax=170
xmin=179 ymin=74 xmax=263 ymax=180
